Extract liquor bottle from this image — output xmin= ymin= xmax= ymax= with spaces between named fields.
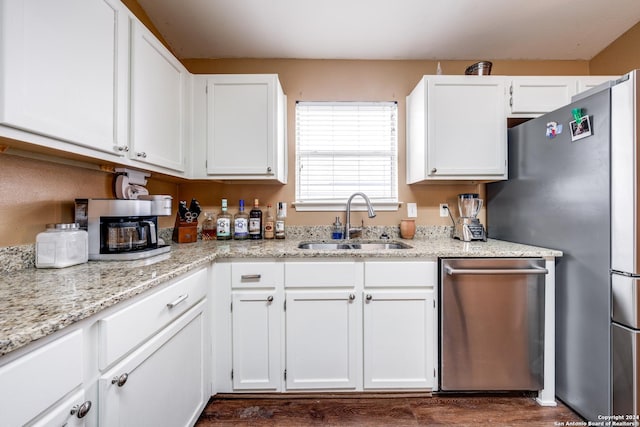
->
xmin=201 ymin=212 xmax=216 ymax=240
xmin=233 ymin=200 xmax=249 ymax=240
xmin=264 ymin=204 xmax=275 ymax=239
xmin=216 ymin=199 xmax=232 ymax=240
xmin=249 ymin=198 xmax=263 ymax=240
xmin=275 ymin=202 xmax=286 ymax=239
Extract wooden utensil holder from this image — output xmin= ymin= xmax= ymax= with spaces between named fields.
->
xmin=172 ymin=213 xmax=198 ymax=243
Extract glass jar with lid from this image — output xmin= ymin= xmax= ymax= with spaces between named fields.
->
xmin=36 ymin=223 xmax=88 ymax=268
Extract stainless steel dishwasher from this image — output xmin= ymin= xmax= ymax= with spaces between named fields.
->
xmin=439 ymin=258 xmax=547 ymax=391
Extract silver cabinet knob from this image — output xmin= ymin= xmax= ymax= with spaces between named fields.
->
xmin=267 ymin=295 xmax=274 ymax=302
xmin=348 ymin=293 xmax=356 ymax=301
xmin=136 ymin=152 xmax=147 ymax=158
xmin=114 ymin=145 xmax=129 ymax=153
xmin=430 ymin=168 xmax=437 ymax=174
xmin=112 ymin=373 xmax=129 ymax=387
xmin=366 ymin=294 xmax=373 ymax=301
xmin=70 ymin=401 xmax=92 ymax=419
xmin=267 ymin=166 xmax=272 ymax=173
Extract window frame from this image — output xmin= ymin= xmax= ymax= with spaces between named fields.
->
xmin=294 ymin=100 xmax=399 ymax=212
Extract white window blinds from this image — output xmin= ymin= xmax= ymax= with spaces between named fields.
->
xmin=295 ymin=101 xmax=398 ymax=208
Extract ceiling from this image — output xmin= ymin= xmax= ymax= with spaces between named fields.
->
xmin=136 ymin=0 xmax=640 ymax=61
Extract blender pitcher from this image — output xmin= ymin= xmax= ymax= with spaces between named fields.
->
xmin=458 ymin=193 xmax=483 ymax=218
xmin=453 ymin=193 xmax=486 ymax=241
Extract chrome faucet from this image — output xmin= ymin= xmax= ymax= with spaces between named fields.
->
xmin=345 ymin=192 xmax=376 ymax=240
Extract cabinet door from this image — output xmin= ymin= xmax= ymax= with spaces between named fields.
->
xmin=426 ymin=76 xmax=507 ymax=178
xmin=576 ymin=76 xmax=619 ymax=95
xmin=508 ymin=77 xmax=576 ymax=115
xmin=0 ymin=0 xmax=128 ymax=155
xmin=363 ymin=290 xmax=434 ymax=389
xmin=206 ymin=75 xmax=283 ymax=179
xmin=99 ymin=301 xmax=207 ymax=427
xmin=232 ymin=291 xmax=281 ymax=390
xmin=130 ymin=20 xmax=188 ymax=173
xmin=285 ymin=290 xmax=360 ymax=390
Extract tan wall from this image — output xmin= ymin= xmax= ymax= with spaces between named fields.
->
xmin=0 ymin=152 xmax=179 ymax=246
xmin=590 ymin=21 xmax=640 ymax=75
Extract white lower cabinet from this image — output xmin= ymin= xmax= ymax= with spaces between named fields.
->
xmin=285 ymin=289 xmax=360 ymax=390
xmin=0 ymin=266 xmax=211 ymax=427
xmin=0 ymin=329 xmax=85 ymax=427
xmin=363 ymin=289 xmax=434 ymax=389
xmin=99 ymin=300 xmax=207 ymax=427
xmin=216 ymin=258 xmax=438 ymax=394
xmin=231 ymin=290 xmax=281 ymax=390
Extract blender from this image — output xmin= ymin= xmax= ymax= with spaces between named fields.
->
xmin=452 ymin=193 xmax=487 ymax=241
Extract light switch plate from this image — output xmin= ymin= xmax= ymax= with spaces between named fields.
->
xmin=407 ymin=203 xmax=417 ymax=218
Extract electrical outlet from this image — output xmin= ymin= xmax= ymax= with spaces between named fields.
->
xmin=439 ymin=203 xmax=449 ymax=217
xmin=407 ymin=203 xmax=417 ymax=218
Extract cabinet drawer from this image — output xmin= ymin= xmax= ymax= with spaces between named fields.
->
xmin=231 ymin=262 xmax=280 ymax=289
xmin=285 ymin=261 xmax=357 ymax=287
xmin=98 ymin=267 xmax=207 ymax=370
xmin=0 ymin=330 xmax=83 ymax=427
xmin=364 ymin=261 xmax=436 ymax=287
xmin=30 ymin=389 xmax=89 ymax=427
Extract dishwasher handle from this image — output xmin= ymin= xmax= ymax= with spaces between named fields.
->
xmin=445 ymin=266 xmax=548 ymax=275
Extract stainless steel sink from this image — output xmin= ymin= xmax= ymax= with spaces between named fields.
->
xmin=297 ymin=241 xmax=412 ymax=250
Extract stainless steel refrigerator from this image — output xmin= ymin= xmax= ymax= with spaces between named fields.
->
xmin=487 ymin=70 xmax=640 ymax=420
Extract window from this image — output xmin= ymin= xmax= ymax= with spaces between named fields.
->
xmin=295 ymin=101 xmax=398 ymax=211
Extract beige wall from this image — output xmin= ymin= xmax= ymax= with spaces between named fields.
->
xmin=0 ymin=152 xmax=179 ymax=246
xmin=590 ymin=21 xmax=640 ymax=75
xmin=0 ymin=0 xmax=638 ymax=246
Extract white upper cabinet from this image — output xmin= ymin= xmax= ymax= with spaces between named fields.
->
xmin=191 ymin=74 xmax=287 ymax=182
xmin=508 ymin=76 xmax=619 ymax=117
xmin=576 ymin=75 xmax=619 ymax=95
xmin=507 ymin=77 xmax=576 ymax=116
xmin=129 ymin=20 xmax=190 ymax=173
xmin=0 ymin=0 xmax=129 ymax=156
xmin=406 ymin=76 xmax=507 ymax=182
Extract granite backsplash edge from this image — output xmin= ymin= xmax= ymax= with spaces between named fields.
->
xmin=1 ymin=225 xmax=453 ymax=273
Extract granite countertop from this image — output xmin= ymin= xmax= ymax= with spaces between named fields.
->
xmin=0 ymin=237 xmax=561 ymax=357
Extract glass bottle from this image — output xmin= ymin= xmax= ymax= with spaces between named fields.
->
xmin=201 ymin=212 xmax=216 ymax=240
xmin=233 ymin=200 xmax=249 ymax=240
xmin=332 ymin=216 xmax=343 ymax=239
xmin=216 ymin=199 xmax=232 ymax=240
xmin=249 ymin=198 xmax=263 ymax=240
xmin=275 ymin=202 xmax=286 ymax=239
xmin=264 ymin=204 xmax=275 ymax=239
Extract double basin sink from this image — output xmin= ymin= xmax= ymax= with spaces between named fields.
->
xmin=298 ymin=241 xmax=412 ymax=250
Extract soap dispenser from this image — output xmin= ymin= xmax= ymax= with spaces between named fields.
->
xmin=332 ymin=217 xmax=343 ymax=239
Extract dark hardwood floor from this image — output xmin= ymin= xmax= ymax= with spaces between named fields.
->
xmin=195 ymin=393 xmax=583 ymax=426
